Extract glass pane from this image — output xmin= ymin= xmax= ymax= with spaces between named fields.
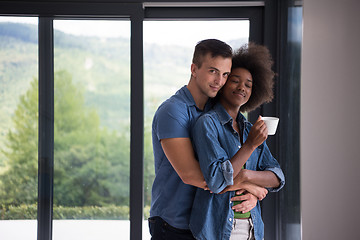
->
xmin=53 ymin=19 xmax=130 ymax=240
xmin=279 ymin=6 xmax=302 ymax=240
xmin=0 ymin=16 xmax=38 ymax=240
xmin=143 ymin=20 xmax=249 ymax=239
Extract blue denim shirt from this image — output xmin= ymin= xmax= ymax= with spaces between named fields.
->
xmin=189 ymin=102 xmax=285 ymax=240
xmin=150 ymin=86 xmax=212 ymax=229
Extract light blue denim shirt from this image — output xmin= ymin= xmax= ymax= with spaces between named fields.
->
xmin=189 ymin=102 xmax=285 ymax=240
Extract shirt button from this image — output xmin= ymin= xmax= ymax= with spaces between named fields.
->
xmin=229 ymin=218 xmax=232 ymax=222
xmin=238 ymin=145 xmax=241 ymax=148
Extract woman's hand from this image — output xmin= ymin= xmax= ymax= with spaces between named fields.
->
xmin=231 ymin=192 xmax=258 ymax=214
xmin=244 ymin=116 xmax=268 ymax=150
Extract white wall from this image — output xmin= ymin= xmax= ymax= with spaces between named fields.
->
xmin=301 ymin=0 xmax=360 ymax=239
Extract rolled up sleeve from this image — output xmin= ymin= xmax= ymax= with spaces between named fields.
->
xmin=264 ymin=166 xmax=285 ymax=192
xmin=257 ymin=142 xmax=285 ymax=192
xmin=221 ymin=160 xmax=234 ymax=186
xmin=193 ymin=115 xmax=234 ymax=193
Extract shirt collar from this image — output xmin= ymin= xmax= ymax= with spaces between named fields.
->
xmin=178 ymin=85 xmax=214 ymax=111
xmin=178 ymin=85 xmax=196 ymax=107
xmin=213 ymin=102 xmax=248 ymax=125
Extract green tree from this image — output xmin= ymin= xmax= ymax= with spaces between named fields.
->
xmin=0 ymin=70 xmax=130 ymax=207
xmin=0 ymin=79 xmax=38 ymax=205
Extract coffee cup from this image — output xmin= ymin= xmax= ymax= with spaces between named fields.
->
xmin=261 ymin=117 xmax=279 ymax=135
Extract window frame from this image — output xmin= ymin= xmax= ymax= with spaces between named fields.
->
xmin=0 ymin=1 xmax=301 ymax=240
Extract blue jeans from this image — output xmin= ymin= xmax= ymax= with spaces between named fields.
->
xmin=148 ymin=216 xmax=196 ymax=240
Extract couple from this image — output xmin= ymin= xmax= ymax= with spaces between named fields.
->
xmin=149 ymin=39 xmax=285 ymax=240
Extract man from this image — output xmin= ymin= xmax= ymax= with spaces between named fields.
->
xmin=148 ymin=39 xmax=233 ymax=239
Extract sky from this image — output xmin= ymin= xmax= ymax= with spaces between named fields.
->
xmin=0 ymin=16 xmax=249 ymax=47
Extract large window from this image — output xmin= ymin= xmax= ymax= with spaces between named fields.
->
xmin=0 ymin=1 xmax=301 ymax=240
xmin=143 ymin=19 xmax=249 ymax=239
xmin=53 ymin=19 xmax=131 ymax=239
xmin=0 ymin=16 xmax=38 ymax=240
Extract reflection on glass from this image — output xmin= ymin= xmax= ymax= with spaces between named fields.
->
xmin=280 ymin=6 xmax=302 ymax=240
xmin=0 ymin=17 xmax=38 ymax=240
xmin=143 ymin=20 xmax=249 ymax=239
xmin=53 ymin=19 xmax=130 ymax=240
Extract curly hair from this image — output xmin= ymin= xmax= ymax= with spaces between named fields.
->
xmin=232 ymin=42 xmax=275 ymax=112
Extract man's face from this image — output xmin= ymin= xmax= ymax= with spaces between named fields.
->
xmin=220 ymin=67 xmax=252 ymax=108
xmin=191 ymin=53 xmax=232 ymax=98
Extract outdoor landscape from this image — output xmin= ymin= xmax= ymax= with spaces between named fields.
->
xmin=0 ymin=21 xmax=246 ymax=222
xmin=0 ymin=21 xmax=170 ymax=220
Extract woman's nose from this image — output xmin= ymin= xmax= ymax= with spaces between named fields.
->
xmin=237 ymin=83 xmax=245 ymax=91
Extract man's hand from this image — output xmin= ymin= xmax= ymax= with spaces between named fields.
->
xmin=231 ymin=192 xmax=258 ymax=214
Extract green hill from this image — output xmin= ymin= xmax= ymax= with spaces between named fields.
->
xmin=0 ymin=22 xmax=193 ymax=131
xmin=0 ymin=22 xmax=247 ymax=209
xmin=0 ymin=22 xmax=246 ymax=154
xmin=0 ymin=22 xmax=197 ymax=169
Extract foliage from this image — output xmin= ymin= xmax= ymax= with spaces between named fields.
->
xmin=143 ymin=115 xmax=155 ymax=206
xmin=0 ymin=70 xmax=130 ymax=207
xmin=0 ymin=204 xmax=130 ymax=220
xmin=0 ymin=21 xmax=240 ymax=217
xmin=0 ymin=204 xmax=37 ymax=220
xmin=53 ymin=205 xmax=129 ymax=220
xmin=0 ymin=204 xmax=151 ymax=220
xmin=0 ymin=22 xmax=161 ymax=211
xmin=0 ymin=78 xmax=39 ymax=205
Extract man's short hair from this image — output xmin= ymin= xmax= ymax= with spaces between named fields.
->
xmin=192 ymin=39 xmax=233 ymax=68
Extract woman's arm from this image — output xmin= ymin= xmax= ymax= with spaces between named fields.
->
xmin=238 ymin=169 xmax=280 ymax=189
xmin=192 ymin=116 xmax=236 ymax=193
xmin=229 ymin=116 xmax=268 ymax=177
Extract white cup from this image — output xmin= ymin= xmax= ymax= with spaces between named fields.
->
xmin=261 ymin=117 xmax=279 ymax=135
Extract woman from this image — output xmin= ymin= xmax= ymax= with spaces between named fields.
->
xmin=189 ymin=43 xmax=285 ymax=240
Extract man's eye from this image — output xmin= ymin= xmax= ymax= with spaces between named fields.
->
xmin=209 ymin=69 xmax=216 ymax=74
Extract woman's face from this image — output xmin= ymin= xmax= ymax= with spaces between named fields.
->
xmin=220 ymin=67 xmax=253 ymax=108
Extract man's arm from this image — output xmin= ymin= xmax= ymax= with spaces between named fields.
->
xmin=161 ymin=137 xmax=207 ymax=189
